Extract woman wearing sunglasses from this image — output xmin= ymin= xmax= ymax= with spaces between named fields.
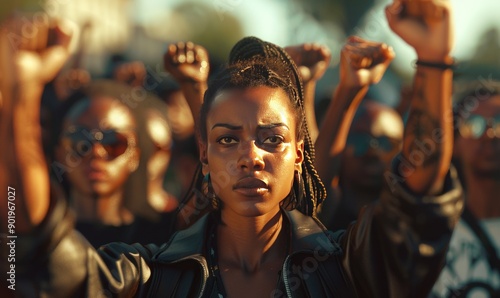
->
xmin=50 ymin=81 xmax=175 ymax=247
xmin=1 ymin=0 xmax=463 ymax=297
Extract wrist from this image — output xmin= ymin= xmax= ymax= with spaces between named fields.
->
xmin=413 ymin=57 xmax=455 ymax=70
xmin=415 ymin=54 xmax=454 ymax=65
xmin=179 ymin=80 xmax=207 ymax=91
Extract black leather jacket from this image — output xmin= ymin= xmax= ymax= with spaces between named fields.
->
xmin=6 ymin=167 xmax=463 ymax=298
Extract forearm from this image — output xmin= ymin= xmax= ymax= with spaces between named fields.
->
xmin=179 ymin=81 xmax=207 ymax=128
xmin=401 ymin=64 xmax=453 ymax=194
xmin=314 ymin=84 xmax=368 ymax=184
xmin=0 ymin=82 xmax=49 ymax=232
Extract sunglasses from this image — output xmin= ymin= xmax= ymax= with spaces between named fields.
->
xmin=458 ymin=114 xmax=500 ymax=139
xmin=346 ymin=133 xmax=401 ymax=157
xmin=62 ymin=126 xmax=135 ymax=160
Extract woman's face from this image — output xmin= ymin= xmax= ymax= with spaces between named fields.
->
xmin=202 ymin=86 xmax=304 ymax=217
xmin=56 ymin=96 xmax=139 ymax=197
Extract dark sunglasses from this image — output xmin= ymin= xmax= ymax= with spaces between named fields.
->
xmin=346 ymin=133 xmax=401 ymax=157
xmin=62 ymin=126 xmax=135 ymax=159
xmin=458 ymin=114 xmax=500 ymax=139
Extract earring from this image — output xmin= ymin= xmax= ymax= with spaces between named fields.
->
xmin=203 ymin=173 xmax=214 ymax=198
xmin=203 ymin=173 xmax=220 ymax=208
xmin=293 ymin=170 xmax=304 ymax=208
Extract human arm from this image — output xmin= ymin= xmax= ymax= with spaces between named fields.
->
xmin=0 ymin=17 xmax=74 ymax=232
xmin=386 ymin=0 xmax=454 ymax=194
xmin=285 ymin=43 xmax=331 ymax=141
xmin=163 ymin=41 xmax=209 ymax=128
xmin=339 ymin=1 xmax=463 ymax=296
xmin=314 ymin=36 xmax=394 ymax=187
xmin=0 ymin=17 xmax=154 ymax=297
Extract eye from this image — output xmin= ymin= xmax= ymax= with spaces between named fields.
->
xmin=262 ymin=135 xmax=284 ymax=145
xmin=217 ymin=136 xmax=238 ymax=145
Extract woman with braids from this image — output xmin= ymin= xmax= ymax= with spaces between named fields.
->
xmin=1 ymin=1 xmax=463 ymax=297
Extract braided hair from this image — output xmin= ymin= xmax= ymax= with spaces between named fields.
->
xmin=179 ymin=37 xmax=326 ymax=224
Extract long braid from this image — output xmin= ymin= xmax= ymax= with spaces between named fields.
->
xmin=271 ymin=44 xmax=327 ymax=216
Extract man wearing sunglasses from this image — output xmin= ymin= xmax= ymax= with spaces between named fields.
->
xmin=431 ymin=81 xmax=500 ymax=297
xmin=318 ymin=99 xmax=403 ymax=231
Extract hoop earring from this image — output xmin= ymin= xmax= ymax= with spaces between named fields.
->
xmin=293 ymin=170 xmax=304 ymax=208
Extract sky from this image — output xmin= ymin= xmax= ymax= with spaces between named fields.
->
xmin=133 ymin=0 xmax=500 ymax=73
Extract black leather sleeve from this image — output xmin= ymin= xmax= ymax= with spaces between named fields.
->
xmin=5 ymin=197 xmax=161 ymax=298
xmin=340 ymin=157 xmax=464 ymax=298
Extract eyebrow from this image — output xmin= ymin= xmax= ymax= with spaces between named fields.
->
xmin=211 ymin=123 xmax=289 ymax=130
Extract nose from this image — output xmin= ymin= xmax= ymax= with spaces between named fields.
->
xmin=90 ymin=142 xmax=108 ymax=159
xmin=237 ymin=140 xmax=265 ymax=171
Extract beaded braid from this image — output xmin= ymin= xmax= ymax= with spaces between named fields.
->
xmin=180 ymin=37 xmax=326 ymax=222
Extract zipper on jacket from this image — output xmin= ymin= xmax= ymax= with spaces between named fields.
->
xmin=282 ymin=254 xmax=293 ymax=298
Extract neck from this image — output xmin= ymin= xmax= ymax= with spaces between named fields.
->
xmin=71 ymin=189 xmax=134 ymax=226
xmin=465 ymin=174 xmax=500 ymax=219
xmin=217 ymin=207 xmax=287 ymax=274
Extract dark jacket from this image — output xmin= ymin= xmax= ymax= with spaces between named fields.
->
xmin=6 ymin=166 xmax=463 ymax=298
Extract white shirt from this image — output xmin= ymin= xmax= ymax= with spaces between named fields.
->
xmin=431 ymin=217 xmax=500 ymax=298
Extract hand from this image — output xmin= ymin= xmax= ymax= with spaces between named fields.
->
xmin=285 ymin=43 xmax=331 ymax=84
xmin=113 ymin=61 xmax=146 ymax=87
xmin=0 ymin=16 xmax=76 ymax=87
xmin=386 ymin=0 xmax=454 ymax=62
xmin=163 ymin=41 xmax=209 ymax=84
xmin=339 ymin=36 xmax=395 ymax=88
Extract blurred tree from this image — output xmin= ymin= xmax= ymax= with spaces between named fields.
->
xmin=454 ymin=27 xmax=500 ymax=81
xmin=0 ymin=0 xmax=40 ymax=22
xmin=294 ymin=0 xmax=375 ymax=34
xmin=173 ymin=2 xmax=243 ymax=63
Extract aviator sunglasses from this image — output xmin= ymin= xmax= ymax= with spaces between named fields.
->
xmin=62 ymin=126 xmax=135 ymax=160
xmin=346 ymin=133 xmax=401 ymax=157
xmin=458 ymin=114 xmax=500 ymax=139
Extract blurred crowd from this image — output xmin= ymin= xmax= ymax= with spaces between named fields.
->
xmin=0 ymin=1 xmax=499 ymax=296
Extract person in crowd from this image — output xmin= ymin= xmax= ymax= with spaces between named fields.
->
xmin=50 ymin=80 xmax=175 ymax=247
xmin=0 ymin=1 xmax=463 ymax=297
xmin=319 ymin=99 xmax=403 ymax=230
xmin=430 ymin=81 xmax=500 ymax=297
xmin=161 ymin=42 xmax=210 ymax=200
xmin=311 ymin=36 xmax=403 ymax=230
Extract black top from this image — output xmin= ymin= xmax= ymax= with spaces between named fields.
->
xmin=76 ymin=213 xmax=174 ymax=247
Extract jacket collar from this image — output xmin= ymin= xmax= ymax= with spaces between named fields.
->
xmin=155 ymin=209 xmax=341 ymax=263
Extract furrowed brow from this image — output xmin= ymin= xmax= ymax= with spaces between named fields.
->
xmin=211 ymin=123 xmax=243 ymax=130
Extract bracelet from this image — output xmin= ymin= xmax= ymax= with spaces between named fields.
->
xmin=413 ymin=59 xmax=455 ymax=70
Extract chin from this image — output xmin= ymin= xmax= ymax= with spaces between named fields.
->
xmin=224 ymin=201 xmax=280 ymax=218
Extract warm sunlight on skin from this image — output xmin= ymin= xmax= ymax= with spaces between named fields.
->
xmin=202 ymin=86 xmax=304 ymax=218
xmin=457 ymin=95 xmax=500 ymax=176
xmin=57 ymin=97 xmax=138 ymax=197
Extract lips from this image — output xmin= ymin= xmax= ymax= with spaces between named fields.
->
xmin=233 ymin=177 xmax=269 ymax=196
xmin=86 ymin=164 xmax=108 ymax=181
